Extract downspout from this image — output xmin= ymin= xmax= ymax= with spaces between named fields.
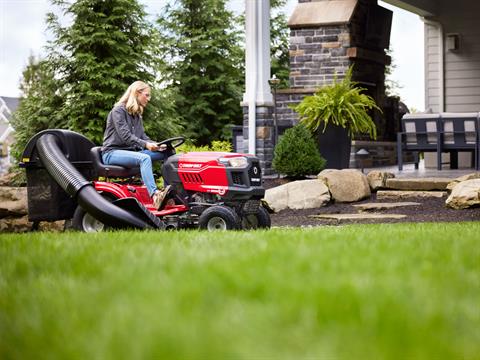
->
xmin=423 ymin=18 xmax=444 ymax=112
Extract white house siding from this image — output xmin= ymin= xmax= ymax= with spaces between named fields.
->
xmin=424 ymin=23 xmax=441 ymax=112
xmin=424 ymin=1 xmax=480 ymax=112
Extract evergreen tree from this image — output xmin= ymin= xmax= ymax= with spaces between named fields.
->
xmin=10 ymin=55 xmax=64 ymax=162
xmin=157 ymin=0 xmax=244 ymax=145
xmin=45 ymin=0 xmax=182 ymax=144
xmin=270 ymin=0 xmax=290 ymax=88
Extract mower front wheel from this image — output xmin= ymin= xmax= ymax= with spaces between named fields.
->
xmin=241 ymin=206 xmax=271 ymax=230
xmin=198 ymin=206 xmax=240 ymax=231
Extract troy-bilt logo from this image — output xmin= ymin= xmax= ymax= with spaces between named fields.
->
xmin=179 ymin=163 xmax=202 ymax=168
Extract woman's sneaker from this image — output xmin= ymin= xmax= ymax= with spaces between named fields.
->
xmin=152 ymin=185 xmax=172 ymax=209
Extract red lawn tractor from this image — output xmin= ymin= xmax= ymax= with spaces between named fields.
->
xmin=21 ymin=130 xmax=270 ymax=232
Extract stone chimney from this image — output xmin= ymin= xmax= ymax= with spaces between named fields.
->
xmin=276 ymin=0 xmax=393 ymax=140
xmin=245 ymin=0 xmax=396 ymax=174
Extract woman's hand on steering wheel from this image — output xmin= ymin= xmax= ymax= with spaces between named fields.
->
xmin=145 ymin=142 xmax=159 ymax=151
xmin=156 ymin=137 xmax=186 ymax=150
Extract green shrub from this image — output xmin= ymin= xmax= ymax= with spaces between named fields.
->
xmin=177 ymin=140 xmax=232 ymax=154
xmin=272 ymin=124 xmax=326 ymax=178
xmin=210 ymin=140 xmax=233 ymax=152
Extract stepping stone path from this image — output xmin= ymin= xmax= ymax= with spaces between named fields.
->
xmin=309 ymin=202 xmax=419 ymax=222
xmin=385 ymin=177 xmax=453 ymax=191
xmin=376 ymin=177 xmax=450 ymax=199
xmin=376 ymin=190 xmax=447 ymax=199
xmin=309 ymin=176 xmax=453 ymax=223
xmin=309 ymin=213 xmax=407 ymax=221
xmin=352 ymin=202 xmax=421 ymax=212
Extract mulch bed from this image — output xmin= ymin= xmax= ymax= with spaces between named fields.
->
xmin=263 ymin=178 xmax=480 ymax=227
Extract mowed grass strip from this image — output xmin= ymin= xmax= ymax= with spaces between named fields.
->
xmin=1 ymin=222 xmax=479 ymax=359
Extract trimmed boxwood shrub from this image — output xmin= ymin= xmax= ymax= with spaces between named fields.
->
xmin=272 ymin=124 xmax=326 ymax=178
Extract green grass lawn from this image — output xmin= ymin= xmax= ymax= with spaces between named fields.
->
xmin=1 ymin=223 xmax=479 ymax=359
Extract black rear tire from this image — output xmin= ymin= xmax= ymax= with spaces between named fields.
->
xmin=198 ymin=206 xmax=240 ymax=231
xmin=241 ymin=206 xmax=271 ymax=230
xmin=71 ymin=193 xmax=115 ymax=232
xmin=72 ymin=206 xmax=106 ymax=232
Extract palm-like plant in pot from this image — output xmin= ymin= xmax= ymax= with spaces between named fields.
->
xmin=292 ymin=66 xmax=380 ymax=169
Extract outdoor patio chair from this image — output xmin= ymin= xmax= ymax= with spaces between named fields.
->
xmin=397 ymin=113 xmax=441 ymax=170
xmin=439 ymin=112 xmax=479 ymax=170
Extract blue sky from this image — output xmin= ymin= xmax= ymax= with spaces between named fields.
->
xmin=0 ymin=0 xmax=424 ymax=110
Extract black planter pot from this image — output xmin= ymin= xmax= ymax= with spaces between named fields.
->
xmin=316 ymin=125 xmax=351 ymax=169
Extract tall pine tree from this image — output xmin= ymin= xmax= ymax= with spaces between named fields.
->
xmin=11 ymin=0 xmax=183 ymax=157
xmin=157 ymin=0 xmax=244 ymax=145
xmin=270 ymin=0 xmax=290 ymax=88
xmin=44 ymin=0 xmax=181 ymax=144
xmin=10 ymin=55 xmax=64 ymax=162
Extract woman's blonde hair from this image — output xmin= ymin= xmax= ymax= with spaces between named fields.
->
xmin=116 ymin=80 xmax=150 ymax=115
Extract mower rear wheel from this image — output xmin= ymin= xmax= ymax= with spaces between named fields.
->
xmin=241 ymin=206 xmax=271 ymax=229
xmin=72 ymin=207 xmax=105 ymax=232
xmin=71 ymin=193 xmax=115 ymax=232
xmin=198 ymin=206 xmax=240 ymax=231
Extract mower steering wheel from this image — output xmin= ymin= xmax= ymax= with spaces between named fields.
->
xmin=157 ymin=136 xmax=185 ymax=150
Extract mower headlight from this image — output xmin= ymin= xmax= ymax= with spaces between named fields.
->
xmin=219 ymin=156 xmax=248 ymax=168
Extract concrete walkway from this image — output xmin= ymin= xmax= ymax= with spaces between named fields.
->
xmin=363 ymin=160 xmax=477 ymax=179
xmin=265 ymin=160 xmax=478 ymax=181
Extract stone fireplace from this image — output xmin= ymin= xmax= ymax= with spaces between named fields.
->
xmin=243 ymin=0 xmax=403 ymax=174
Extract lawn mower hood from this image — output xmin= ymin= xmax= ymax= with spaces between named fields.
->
xmin=163 ymin=151 xmax=265 ymax=200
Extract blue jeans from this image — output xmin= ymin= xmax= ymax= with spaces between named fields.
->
xmin=102 ymin=149 xmax=168 ymax=197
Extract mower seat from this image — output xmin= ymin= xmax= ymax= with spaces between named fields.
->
xmin=90 ymin=147 xmax=141 ymax=178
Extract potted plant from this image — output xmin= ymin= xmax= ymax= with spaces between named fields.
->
xmin=292 ymin=66 xmax=380 ymax=169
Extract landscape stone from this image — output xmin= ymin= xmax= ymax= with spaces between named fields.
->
xmin=264 ymin=185 xmax=288 ymax=212
xmin=366 ymin=170 xmax=395 ymax=191
xmin=352 ymin=202 xmax=421 ymax=212
xmin=0 ymin=215 xmax=65 ymax=233
xmin=385 ymin=177 xmax=452 ymax=191
xmin=445 ymin=179 xmax=480 ymax=209
xmin=264 ymin=179 xmax=330 ymax=212
xmin=376 ymin=190 xmax=447 ymax=200
xmin=38 ymin=220 xmax=66 ymax=232
xmin=0 ymin=172 xmax=19 ymax=187
xmin=446 ymin=173 xmax=480 ymax=191
xmin=0 ymin=187 xmax=27 ymax=218
xmin=318 ymin=169 xmax=370 ymax=202
xmin=0 ymin=216 xmax=31 ymax=233
xmin=309 ymin=213 xmax=407 ymax=221
xmin=0 ymin=186 xmax=67 ymax=232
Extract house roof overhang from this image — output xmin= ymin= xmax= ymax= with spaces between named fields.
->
xmin=288 ymin=0 xmax=358 ymax=28
xmin=382 ymin=0 xmax=437 ymax=17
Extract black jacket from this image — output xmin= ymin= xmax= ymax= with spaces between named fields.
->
xmin=102 ymin=104 xmax=151 ymax=152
